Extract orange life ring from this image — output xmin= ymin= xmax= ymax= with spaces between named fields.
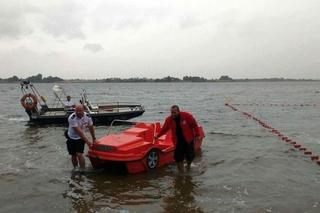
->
xmin=20 ymin=93 xmax=38 ymax=110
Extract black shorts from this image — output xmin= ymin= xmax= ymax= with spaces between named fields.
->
xmin=66 ymin=139 xmax=85 ymax=155
xmin=174 ymin=140 xmax=195 ymax=163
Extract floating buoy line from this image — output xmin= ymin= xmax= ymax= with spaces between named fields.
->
xmin=232 ymin=103 xmax=320 ymax=107
xmin=225 ymin=103 xmax=320 ymax=166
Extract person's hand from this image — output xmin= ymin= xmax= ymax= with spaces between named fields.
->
xmin=92 ymin=139 xmax=97 ymax=147
xmin=86 ymin=141 xmax=92 ymax=147
xmin=84 ymin=138 xmax=92 ymax=147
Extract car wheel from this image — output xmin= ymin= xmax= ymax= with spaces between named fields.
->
xmin=147 ymin=149 xmax=159 ymax=169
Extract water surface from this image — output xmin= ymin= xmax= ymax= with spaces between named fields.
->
xmin=0 ymin=82 xmax=320 ymax=212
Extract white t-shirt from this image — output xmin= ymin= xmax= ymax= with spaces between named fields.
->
xmin=67 ymin=112 xmax=93 ymax=140
xmin=63 ymin=100 xmax=75 ymax=108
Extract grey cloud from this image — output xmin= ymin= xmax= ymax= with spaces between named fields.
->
xmin=0 ymin=2 xmax=35 ymax=39
xmin=91 ymin=5 xmax=148 ymax=30
xmin=0 ymin=1 xmax=86 ymax=40
xmin=179 ymin=16 xmax=203 ymax=29
xmin=41 ymin=2 xmax=86 ymax=39
xmin=90 ymin=1 xmax=180 ymax=30
xmin=0 ymin=16 xmax=32 ymax=39
xmin=83 ymin=43 xmax=104 ymax=53
xmin=1 ymin=0 xmax=320 ymax=79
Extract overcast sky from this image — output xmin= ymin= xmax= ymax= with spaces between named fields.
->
xmin=0 ymin=0 xmax=319 ymax=79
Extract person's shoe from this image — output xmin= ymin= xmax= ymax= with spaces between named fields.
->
xmin=186 ymin=161 xmax=192 ymax=171
xmin=72 ymin=166 xmax=79 ymax=172
xmin=79 ymin=167 xmax=85 ymax=174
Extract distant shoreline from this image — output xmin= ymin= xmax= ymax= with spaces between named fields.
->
xmin=46 ymin=79 xmax=320 ymax=83
xmin=1 ymin=80 xmax=320 ymax=84
xmin=1 ymin=73 xmax=319 ymax=83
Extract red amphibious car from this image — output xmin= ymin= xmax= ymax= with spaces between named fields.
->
xmin=87 ymin=122 xmax=205 ymax=174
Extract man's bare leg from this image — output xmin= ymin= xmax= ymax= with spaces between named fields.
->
xmin=77 ymin=153 xmax=86 ymax=170
xmin=177 ymin=161 xmax=184 ymax=172
xmin=186 ymin=161 xmax=192 ymax=171
xmin=71 ymin=155 xmax=78 ymax=168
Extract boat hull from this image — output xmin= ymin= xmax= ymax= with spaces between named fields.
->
xmin=28 ymin=110 xmax=144 ymax=125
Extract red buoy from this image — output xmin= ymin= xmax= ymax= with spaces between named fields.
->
xmin=311 ymin=156 xmax=319 ymax=161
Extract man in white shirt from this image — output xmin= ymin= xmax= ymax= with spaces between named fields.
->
xmin=66 ymin=104 xmax=96 ymax=171
xmin=63 ymin=95 xmax=75 ymax=110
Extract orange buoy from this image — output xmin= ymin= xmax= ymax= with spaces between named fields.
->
xmin=20 ymin=93 xmax=38 ymax=110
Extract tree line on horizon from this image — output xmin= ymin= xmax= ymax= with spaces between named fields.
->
xmin=0 ymin=73 xmax=315 ymax=83
xmin=0 ymin=73 xmax=234 ymax=83
xmin=0 ymin=73 xmax=64 ymax=83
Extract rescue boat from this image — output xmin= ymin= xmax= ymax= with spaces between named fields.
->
xmin=19 ymin=81 xmax=144 ymax=125
xmin=87 ymin=122 xmax=205 ymax=174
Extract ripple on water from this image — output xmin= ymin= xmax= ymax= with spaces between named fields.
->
xmin=0 ymin=164 xmax=22 ymax=181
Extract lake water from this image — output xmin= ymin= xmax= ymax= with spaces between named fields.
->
xmin=0 ymin=82 xmax=320 ymax=213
